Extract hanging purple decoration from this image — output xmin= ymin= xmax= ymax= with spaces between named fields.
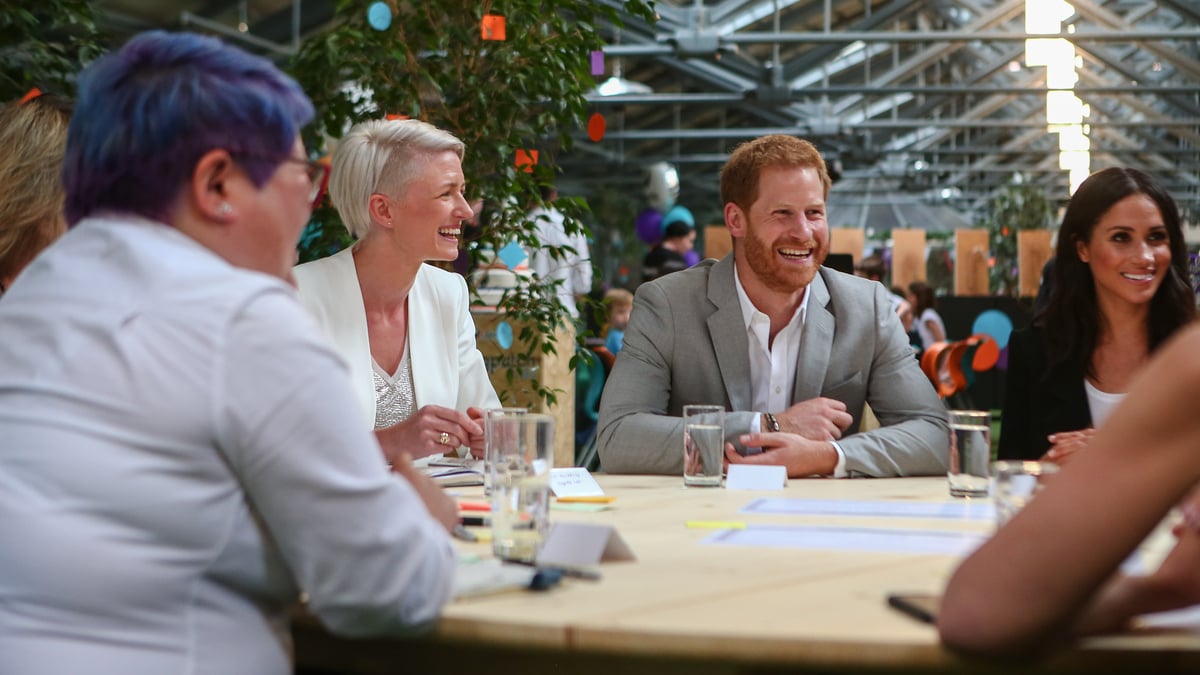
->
xmin=367 ymin=2 xmax=392 ymax=31
xmin=590 ymin=51 xmax=605 ymax=76
xmin=635 ymin=207 xmax=664 ymax=245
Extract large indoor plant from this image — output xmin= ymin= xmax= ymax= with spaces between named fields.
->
xmin=290 ymin=0 xmax=655 ymax=407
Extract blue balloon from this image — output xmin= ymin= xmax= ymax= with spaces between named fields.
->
xmin=972 ymin=309 xmax=1014 ymax=350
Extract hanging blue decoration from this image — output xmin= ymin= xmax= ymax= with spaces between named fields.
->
xmin=367 ymin=2 xmax=392 ymax=31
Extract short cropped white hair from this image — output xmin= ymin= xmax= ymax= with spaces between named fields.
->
xmin=329 ymin=118 xmax=465 ymax=238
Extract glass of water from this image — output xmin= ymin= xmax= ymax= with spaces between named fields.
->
xmin=489 ymin=413 xmax=554 ymax=563
xmin=948 ymin=410 xmax=991 ymax=498
xmin=683 ymin=404 xmax=725 ymax=488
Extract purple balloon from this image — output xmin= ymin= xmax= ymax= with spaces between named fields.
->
xmin=635 ymin=208 xmax=663 ymax=245
xmin=683 ymin=250 xmax=700 ymax=266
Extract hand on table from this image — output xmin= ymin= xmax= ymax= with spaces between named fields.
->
xmin=390 ymin=452 xmax=457 ymax=533
xmin=376 ymin=405 xmax=484 ymax=461
xmin=724 ymin=433 xmax=838 ymax=478
xmin=1041 ymin=428 xmax=1094 ymax=465
xmin=773 ymin=397 xmax=852 ymax=441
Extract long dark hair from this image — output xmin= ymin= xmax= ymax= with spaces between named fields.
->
xmin=908 ymin=281 xmax=937 ymax=316
xmin=1039 ymin=167 xmax=1195 ymax=378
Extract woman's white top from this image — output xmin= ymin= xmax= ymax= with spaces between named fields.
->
xmin=294 ymin=247 xmax=500 ymax=429
xmin=0 ymin=216 xmax=454 ymax=675
xmin=916 ymin=307 xmax=947 ymax=348
xmin=1084 ymin=379 xmax=1126 ymax=427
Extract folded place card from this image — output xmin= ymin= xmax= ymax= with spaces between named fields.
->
xmin=536 ymin=522 xmax=635 ymax=567
xmin=549 ymin=467 xmax=605 ymax=497
xmin=725 ymin=464 xmax=788 ymax=490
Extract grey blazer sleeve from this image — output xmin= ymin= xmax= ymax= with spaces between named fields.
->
xmin=596 ymin=278 xmax=756 ymax=474
xmin=836 ymin=282 xmax=949 ymax=477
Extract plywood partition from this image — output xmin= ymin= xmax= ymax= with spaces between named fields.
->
xmin=1017 ymin=229 xmax=1054 ymax=297
xmin=703 ymin=225 xmax=732 ymax=261
xmin=829 ymin=228 xmax=865 ymax=265
xmin=954 ymin=228 xmax=990 ymax=296
xmin=472 ymin=311 xmax=575 ymax=468
xmin=891 ymin=229 xmax=926 ymax=291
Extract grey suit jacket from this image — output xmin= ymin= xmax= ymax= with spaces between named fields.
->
xmin=596 ymin=255 xmax=948 ymax=477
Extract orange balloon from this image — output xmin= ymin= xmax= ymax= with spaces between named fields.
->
xmin=587 ymin=113 xmax=606 ymax=142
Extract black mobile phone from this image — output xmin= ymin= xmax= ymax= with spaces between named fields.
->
xmin=887 ymin=593 xmax=940 ymax=624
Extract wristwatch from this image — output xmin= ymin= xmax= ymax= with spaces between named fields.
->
xmin=763 ymin=412 xmax=781 ymax=432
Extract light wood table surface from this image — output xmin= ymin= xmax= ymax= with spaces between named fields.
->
xmin=295 ymin=475 xmax=1200 ymax=674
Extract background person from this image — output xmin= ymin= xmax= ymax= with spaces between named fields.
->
xmin=527 ymin=184 xmax=592 ymax=321
xmin=603 ymin=287 xmax=633 ymax=356
xmin=0 ymin=90 xmax=72 ymax=294
xmin=999 ymin=167 xmax=1195 ymax=464
xmin=0 ymin=31 xmax=456 ymax=675
xmin=295 ymin=119 xmax=500 ymax=460
xmin=907 ymin=281 xmax=946 ymax=350
xmin=642 ymin=220 xmax=695 ymax=282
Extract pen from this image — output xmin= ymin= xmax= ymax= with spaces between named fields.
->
xmin=452 ymin=524 xmax=478 ymax=542
xmin=458 ymin=500 xmax=491 ymax=512
xmin=508 ymin=560 xmax=602 ymax=581
xmin=554 ymin=496 xmax=615 ymax=504
xmin=459 ymin=515 xmax=490 ymax=527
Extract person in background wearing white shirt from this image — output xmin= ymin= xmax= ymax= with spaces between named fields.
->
xmin=527 ymin=184 xmax=593 ymax=320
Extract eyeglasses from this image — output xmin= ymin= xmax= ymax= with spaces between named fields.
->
xmin=282 ymin=157 xmax=330 ymax=208
xmin=233 ymin=153 xmax=330 ymax=210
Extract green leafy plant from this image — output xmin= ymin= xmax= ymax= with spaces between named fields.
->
xmin=0 ymin=0 xmax=104 ymax=100
xmin=289 ymin=0 xmax=655 ymax=407
xmin=981 ymin=180 xmax=1055 ymax=297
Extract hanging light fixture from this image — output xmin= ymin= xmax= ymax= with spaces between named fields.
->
xmin=1026 ymin=0 xmax=1090 ymax=193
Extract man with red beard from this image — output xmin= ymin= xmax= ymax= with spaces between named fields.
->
xmin=596 ymin=135 xmax=948 ymax=478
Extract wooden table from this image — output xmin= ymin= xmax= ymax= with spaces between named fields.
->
xmin=294 ymin=476 xmax=1200 ymax=674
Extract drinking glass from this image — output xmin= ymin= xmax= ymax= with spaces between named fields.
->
xmin=489 ymin=413 xmax=554 ymax=563
xmin=948 ymin=410 xmax=991 ymax=498
xmin=683 ymin=405 xmax=725 ymax=488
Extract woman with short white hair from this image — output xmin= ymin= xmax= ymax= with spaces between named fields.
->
xmin=295 ymin=118 xmax=499 ymax=461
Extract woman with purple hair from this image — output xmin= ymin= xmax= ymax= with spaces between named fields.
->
xmin=0 ymin=31 xmax=456 ymax=674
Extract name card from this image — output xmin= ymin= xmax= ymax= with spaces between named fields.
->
xmin=726 ymin=464 xmax=788 ymax=490
xmin=537 ymin=522 xmax=635 ymax=567
xmin=549 ymin=467 xmax=605 ymax=497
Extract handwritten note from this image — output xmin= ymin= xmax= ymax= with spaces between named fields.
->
xmin=549 ymin=467 xmax=605 ymax=497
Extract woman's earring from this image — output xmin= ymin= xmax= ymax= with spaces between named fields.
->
xmin=218 ymin=203 xmax=233 ymax=217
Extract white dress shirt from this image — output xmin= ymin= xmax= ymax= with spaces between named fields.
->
xmin=527 ymin=204 xmax=592 ymax=319
xmin=733 ymin=264 xmax=848 ymax=476
xmin=0 ymin=215 xmax=455 ymax=675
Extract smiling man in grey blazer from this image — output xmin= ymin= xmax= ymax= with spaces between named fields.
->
xmin=597 ymin=135 xmax=948 ymax=478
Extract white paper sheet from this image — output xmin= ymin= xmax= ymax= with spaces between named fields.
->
xmin=741 ymin=497 xmax=995 ymax=521
xmin=704 ymin=524 xmax=986 ymax=556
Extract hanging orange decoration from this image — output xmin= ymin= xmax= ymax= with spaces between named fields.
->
xmin=481 ymin=14 xmax=506 ymax=41
xmin=586 ymin=113 xmax=606 ymax=142
xmin=515 ymin=149 xmax=538 ymax=172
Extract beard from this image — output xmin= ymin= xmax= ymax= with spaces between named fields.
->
xmin=742 ymin=227 xmax=828 ymax=293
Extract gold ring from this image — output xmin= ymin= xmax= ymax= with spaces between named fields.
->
xmin=438 ymin=431 xmax=450 ymax=445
